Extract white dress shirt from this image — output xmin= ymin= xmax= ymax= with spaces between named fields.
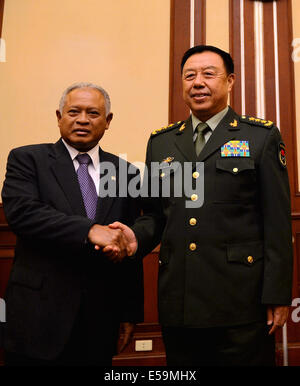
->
xmin=61 ymin=138 xmax=100 ymax=196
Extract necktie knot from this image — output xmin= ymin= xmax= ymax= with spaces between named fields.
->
xmin=196 ymin=122 xmax=209 ymax=135
xmin=76 ymin=153 xmax=91 ymax=165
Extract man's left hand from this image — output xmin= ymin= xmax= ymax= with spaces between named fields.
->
xmin=267 ymin=305 xmax=290 ymax=335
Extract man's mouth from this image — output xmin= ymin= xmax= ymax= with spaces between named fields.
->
xmin=73 ymin=129 xmax=90 ymax=135
xmin=191 ymin=93 xmax=210 ymax=101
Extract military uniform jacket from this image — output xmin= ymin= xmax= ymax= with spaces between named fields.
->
xmin=132 ymin=106 xmax=293 ymax=328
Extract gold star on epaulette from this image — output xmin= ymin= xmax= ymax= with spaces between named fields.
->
xmin=239 ymin=115 xmax=273 ymax=129
xmin=151 ymin=121 xmax=183 ymax=136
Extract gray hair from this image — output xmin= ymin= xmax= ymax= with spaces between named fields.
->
xmin=59 ymin=82 xmax=111 ymax=116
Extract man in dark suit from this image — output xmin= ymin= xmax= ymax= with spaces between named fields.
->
xmin=1 ymin=82 xmax=144 ymax=366
xmin=109 ymin=46 xmax=293 ymax=366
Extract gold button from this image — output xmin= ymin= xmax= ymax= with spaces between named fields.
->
xmin=193 ymin=171 xmax=199 ymax=179
xmin=189 ymin=243 xmax=197 ymax=251
xmin=160 ymin=172 xmax=165 ymax=178
xmin=159 ymin=260 xmax=162 ymax=265
xmin=189 ymin=218 xmax=197 ymax=226
xmin=233 ymin=167 xmax=239 ymax=173
xmin=191 ymin=194 xmax=198 ymax=201
xmin=247 ymin=256 xmax=254 ymax=264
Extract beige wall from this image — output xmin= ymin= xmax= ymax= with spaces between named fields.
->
xmin=205 ymin=0 xmax=229 ymax=104
xmin=205 ymin=0 xmax=229 ymax=52
xmin=0 ymin=0 xmax=170 ymax=187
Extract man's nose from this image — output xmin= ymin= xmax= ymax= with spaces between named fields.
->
xmin=76 ymin=112 xmax=89 ymax=124
xmin=193 ymin=72 xmax=205 ymax=87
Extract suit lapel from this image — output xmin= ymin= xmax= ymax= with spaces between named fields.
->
xmin=50 ymin=139 xmax=86 ymax=216
xmin=96 ymin=148 xmax=118 ymax=224
xmin=198 ymin=107 xmax=240 ymax=162
xmin=174 ymin=116 xmax=198 ymax=162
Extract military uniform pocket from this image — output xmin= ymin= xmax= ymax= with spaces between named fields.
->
xmin=226 ymin=241 xmax=263 ymax=266
xmin=215 ymin=158 xmax=256 ymax=202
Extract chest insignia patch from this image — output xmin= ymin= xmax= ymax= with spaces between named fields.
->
xmin=221 ymin=140 xmax=250 ymax=157
xmin=278 ymin=142 xmax=287 ymax=168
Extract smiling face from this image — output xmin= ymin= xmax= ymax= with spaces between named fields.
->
xmin=182 ymin=51 xmax=235 ymax=121
xmin=56 ymin=87 xmax=113 ymax=152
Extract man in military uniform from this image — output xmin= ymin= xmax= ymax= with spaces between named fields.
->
xmin=108 ymin=45 xmax=293 ymax=366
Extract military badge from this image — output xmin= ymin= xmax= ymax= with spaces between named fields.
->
xmin=278 ymin=142 xmax=287 ymax=168
xmin=162 ymin=156 xmax=174 ymax=165
xmin=221 ymin=141 xmax=250 ymax=157
xmin=229 ymin=119 xmax=238 ymax=128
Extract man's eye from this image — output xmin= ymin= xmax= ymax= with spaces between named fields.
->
xmin=89 ymin=111 xmax=100 ymax=117
xmin=68 ymin=110 xmax=78 ymax=114
xmin=203 ymin=72 xmax=215 ymax=77
xmin=185 ymin=73 xmax=195 ymax=80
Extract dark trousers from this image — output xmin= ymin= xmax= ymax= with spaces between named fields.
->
xmin=162 ymin=321 xmax=275 ymax=366
xmin=4 ymin=293 xmax=118 ymax=366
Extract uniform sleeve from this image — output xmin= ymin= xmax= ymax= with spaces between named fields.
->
xmin=259 ymin=126 xmax=293 ymax=305
xmin=1 ymin=148 xmax=94 ymax=246
xmin=131 ymin=138 xmax=166 ymax=258
xmin=119 ymin=168 xmax=144 ymax=322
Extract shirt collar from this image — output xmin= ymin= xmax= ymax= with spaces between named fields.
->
xmin=191 ymin=106 xmax=229 ymax=133
xmin=61 ymin=138 xmax=100 ymax=169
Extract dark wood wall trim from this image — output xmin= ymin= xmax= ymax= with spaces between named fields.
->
xmin=243 ymin=0 xmax=256 ymax=117
xmin=263 ymin=1 xmax=276 ymax=124
xmin=0 ymin=0 xmax=4 ymax=38
xmin=169 ymin=0 xmax=206 ymax=124
xmin=194 ymin=0 xmax=206 ymax=46
xmin=169 ymin=0 xmax=191 ymax=123
xmin=229 ymin=0 xmax=241 ymax=114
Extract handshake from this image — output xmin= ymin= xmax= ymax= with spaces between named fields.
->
xmin=87 ymin=222 xmax=137 ymax=262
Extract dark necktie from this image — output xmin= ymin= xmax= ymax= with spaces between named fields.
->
xmin=76 ymin=153 xmax=98 ymax=219
xmin=195 ymin=122 xmax=210 ymax=156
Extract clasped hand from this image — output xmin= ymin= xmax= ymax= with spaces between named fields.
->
xmin=87 ymin=222 xmax=137 ymax=262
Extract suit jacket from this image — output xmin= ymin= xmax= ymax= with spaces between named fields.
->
xmin=1 ymin=139 xmax=144 ymax=360
xmin=132 ymin=106 xmax=293 ymax=328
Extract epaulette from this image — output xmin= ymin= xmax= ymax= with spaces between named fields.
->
xmin=239 ymin=115 xmax=273 ymax=128
xmin=151 ymin=121 xmax=184 ymax=137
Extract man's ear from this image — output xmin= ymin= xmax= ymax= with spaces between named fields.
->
xmin=227 ymin=73 xmax=235 ymax=92
xmin=56 ymin=110 xmax=62 ymax=124
xmin=105 ymin=112 xmax=113 ymax=130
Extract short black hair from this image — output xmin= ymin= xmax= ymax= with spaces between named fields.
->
xmin=181 ymin=45 xmax=234 ymax=75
